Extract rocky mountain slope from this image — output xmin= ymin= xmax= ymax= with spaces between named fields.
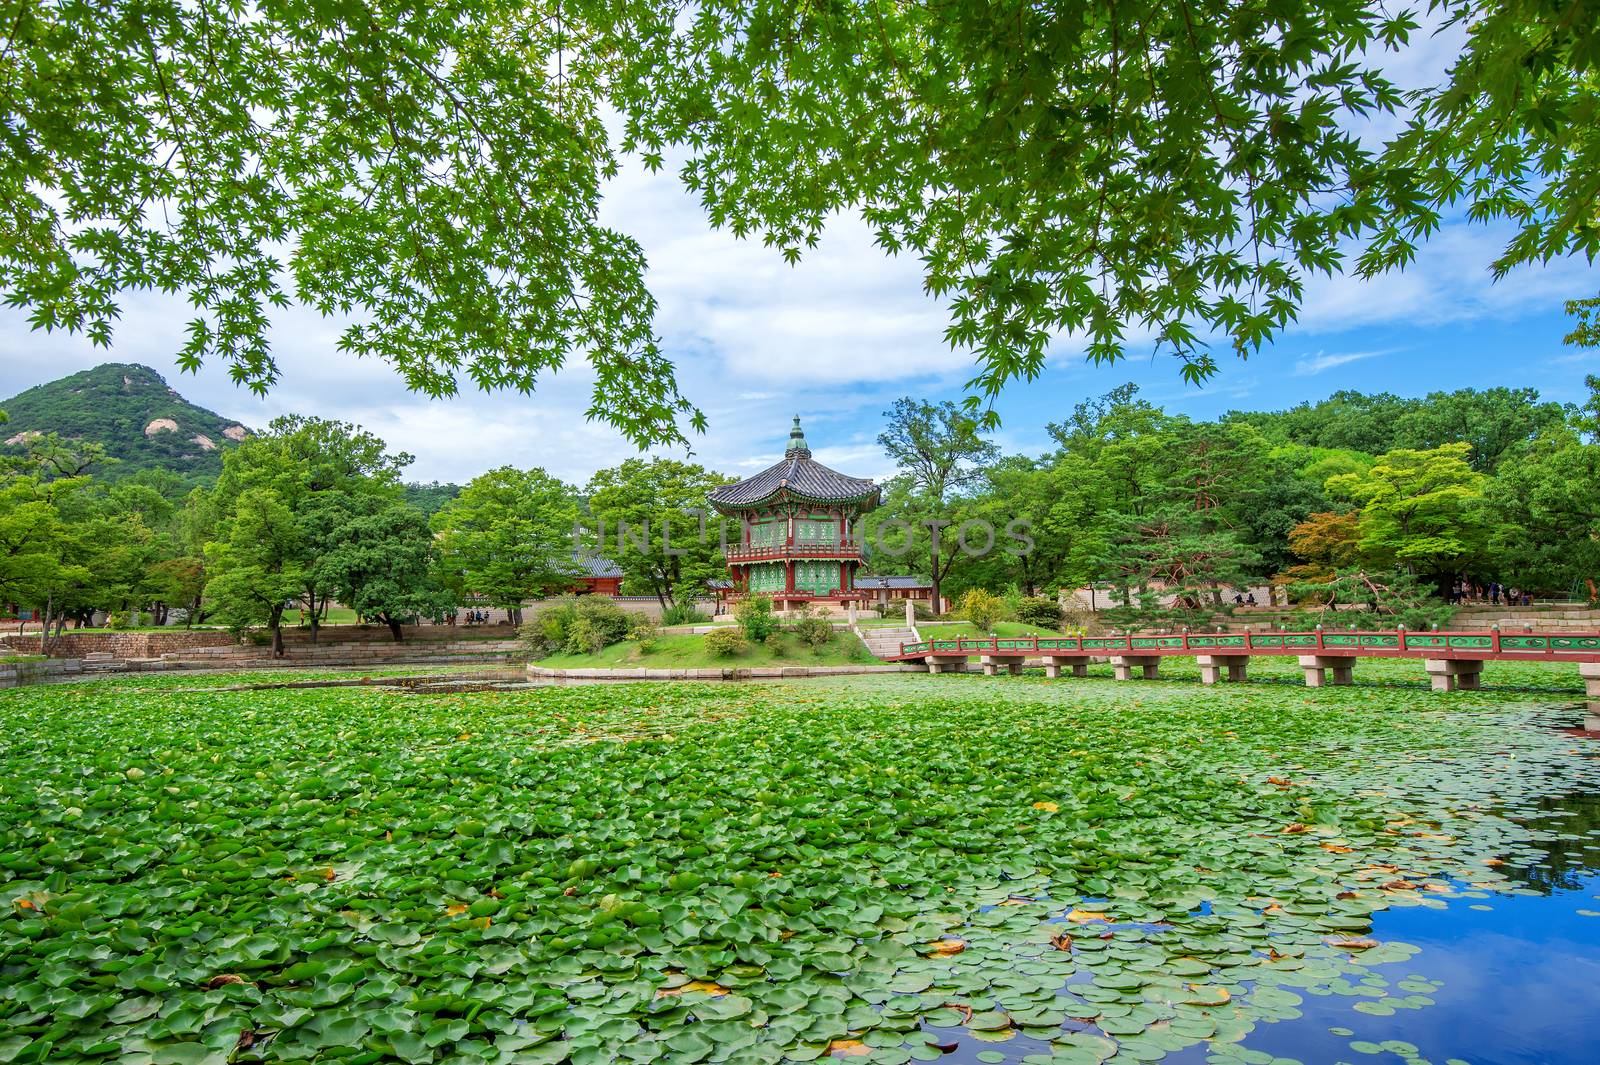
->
xmin=1 ymin=363 xmax=250 ymax=478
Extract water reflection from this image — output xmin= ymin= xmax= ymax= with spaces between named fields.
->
xmin=1501 ymin=791 xmax=1600 ymax=894
xmin=1165 ymin=791 xmax=1600 ymax=1065
xmin=933 ymin=791 xmax=1600 ymax=1065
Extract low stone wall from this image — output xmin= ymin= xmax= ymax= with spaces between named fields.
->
xmin=0 ymin=658 xmax=87 ymax=688
xmin=0 ymin=630 xmax=237 ymax=659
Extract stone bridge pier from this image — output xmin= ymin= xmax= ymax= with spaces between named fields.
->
xmin=1298 ymin=656 xmax=1355 ymax=687
xmin=1582 ymin=663 xmax=1600 ymax=731
xmin=1195 ymin=654 xmax=1249 ymax=685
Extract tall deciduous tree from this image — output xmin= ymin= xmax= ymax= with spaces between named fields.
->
xmin=875 ymin=399 xmax=998 ymax=611
xmin=1326 ymin=444 xmax=1492 ymax=589
xmin=1487 ymin=429 xmax=1600 ymax=598
xmin=585 ymin=458 xmax=731 ymax=608
xmin=315 ymin=496 xmax=454 ymax=641
xmin=432 ymin=468 xmax=579 ymax=624
xmin=203 ymin=488 xmax=303 ymax=656
xmin=211 ymin=416 xmax=412 ymax=642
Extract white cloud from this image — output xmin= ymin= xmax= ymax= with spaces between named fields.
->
xmin=1292 ymin=348 xmax=1397 ymax=376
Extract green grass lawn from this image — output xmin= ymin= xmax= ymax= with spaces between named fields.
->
xmin=2 ymin=666 xmax=1595 ymax=1064
xmin=538 ymin=631 xmax=877 ymax=669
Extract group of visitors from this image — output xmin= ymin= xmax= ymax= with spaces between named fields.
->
xmin=445 ymin=609 xmax=494 ymax=625
xmin=1448 ymin=579 xmax=1532 ymax=607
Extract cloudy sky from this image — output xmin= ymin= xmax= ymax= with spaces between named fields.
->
xmin=2 ymin=28 xmax=1596 ymax=487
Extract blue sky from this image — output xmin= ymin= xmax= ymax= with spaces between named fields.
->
xmin=2 ymin=24 xmax=1596 ymax=486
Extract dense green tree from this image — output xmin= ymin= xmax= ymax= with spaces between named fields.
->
xmin=585 ymin=458 xmax=730 ymax=608
xmin=1487 ymin=430 xmax=1600 ymax=598
xmin=1326 ymin=444 xmax=1491 ymax=589
xmin=1227 ymin=392 xmax=1420 ymax=455
xmin=203 ymin=488 xmax=303 ymax=656
xmin=952 ymin=456 xmax=1108 ymax=599
xmin=211 ymin=416 xmax=412 ymax=642
xmin=874 ymin=398 xmax=999 ymax=610
xmin=315 ymin=496 xmax=454 ymax=640
xmin=432 ymin=467 xmax=579 ymax=624
xmin=1391 ymin=388 xmax=1570 ymax=473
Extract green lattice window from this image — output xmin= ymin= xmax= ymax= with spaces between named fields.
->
xmin=748 ymin=520 xmax=785 ymax=546
xmin=748 ymin=563 xmax=785 ymax=593
xmin=795 ymin=518 xmax=838 ymax=544
xmin=794 ymin=560 xmax=837 ymax=594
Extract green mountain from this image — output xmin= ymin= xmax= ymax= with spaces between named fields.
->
xmin=0 ymin=362 xmax=251 ymax=479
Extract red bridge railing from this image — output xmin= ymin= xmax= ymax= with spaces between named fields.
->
xmin=894 ymin=629 xmax=1600 ymax=662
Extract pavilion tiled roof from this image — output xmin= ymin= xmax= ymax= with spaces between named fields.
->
xmin=569 ymin=549 xmax=623 ymax=579
xmin=708 ymin=416 xmax=881 ymax=512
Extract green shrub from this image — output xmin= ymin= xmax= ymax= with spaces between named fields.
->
xmin=566 ymin=598 xmax=635 ymax=653
xmin=958 ymin=588 xmax=1008 ymax=631
xmin=521 ymin=596 xmax=640 ymax=657
xmin=661 ymin=601 xmax=708 ymax=626
xmin=763 ymin=632 xmax=787 ymax=655
xmin=791 ymin=608 xmax=834 ymax=648
xmin=628 ymin=620 xmax=661 ymax=654
xmin=705 ymin=627 xmax=748 ymax=657
xmin=520 ymin=599 xmax=575 ymax=658
xmin=1015 ymin=596 xmax=1063 ymax=630
xmin=734 ymin=594 xmax=777 ymax=642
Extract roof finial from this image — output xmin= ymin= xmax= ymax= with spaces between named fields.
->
xmin=785 ymin=414 xmax=810 ymax=458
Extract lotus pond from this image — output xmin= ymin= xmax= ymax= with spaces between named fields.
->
xmin=2 ymin=666 xmax=1597 ymax=1065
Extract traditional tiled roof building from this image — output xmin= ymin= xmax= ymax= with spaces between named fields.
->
xmin=708 ymin=416 xmax=880 ymax=611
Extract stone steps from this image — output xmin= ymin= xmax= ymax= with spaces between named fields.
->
xmin=859 ymin=628 xmax=917 ymax=659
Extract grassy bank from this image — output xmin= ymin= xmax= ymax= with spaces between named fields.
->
xmin=537 ymin=630 xmax=877 ymax=669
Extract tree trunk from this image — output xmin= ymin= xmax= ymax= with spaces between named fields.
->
xmin=387 ymin=617 xmax=404 ymax=642
xmin=39 ymin=592 xmax=52 ymax=655
xmin=307 ymin=591 xmax=319 ymax=644
xmin=269 ymin=604 xmax=285 ymax=657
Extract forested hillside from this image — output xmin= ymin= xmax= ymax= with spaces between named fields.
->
xmin=0 ymin=363 xmax=249 ymax=480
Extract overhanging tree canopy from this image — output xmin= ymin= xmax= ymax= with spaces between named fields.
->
xmin=5 ymin=0 xmax=1595 ymax=443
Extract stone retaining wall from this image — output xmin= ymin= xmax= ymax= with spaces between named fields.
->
xmin=0 ymin=630 xmax=237 ymax=658
xmin=0 ymin=658 xmax=87 ymax=688
xmin=0 ymin=625 xmax=521 ymax=659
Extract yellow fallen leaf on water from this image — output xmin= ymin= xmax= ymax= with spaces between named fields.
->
xmin=1065 ymin=908 xmax=1115 ymax=924
xmin=1327 ymin=937 xmax=1379 ymax=950
xmin=656 ymin=980 xmax=730 ymax=999
xmin=829 ymin=1040 xmax=871 ymax=1057
xmin=1320 ymin=843 xmax=1354 ymax=853
xmin=1032 ymin=801 xmax=1059 ymax=812
xmin=445 ymin=904 xmax=468 ymax=916
xmin=928 ymin=938 xmax=966 ymax=957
